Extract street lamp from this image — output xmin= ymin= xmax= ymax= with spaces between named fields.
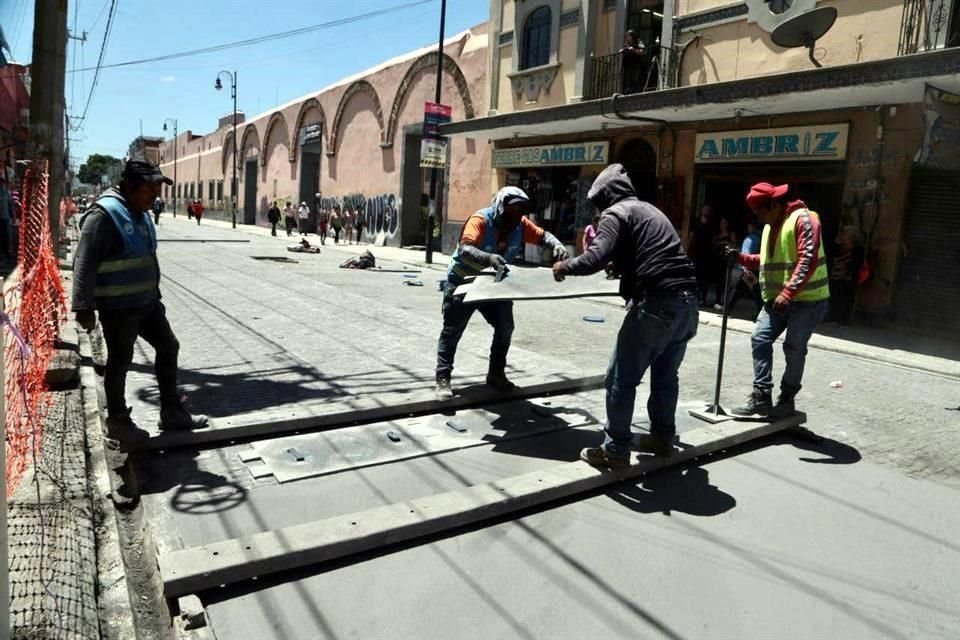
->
xmin=215 ymin=70 xmax=238 ymax=228
xmin=162 ymin=118 xmax=178 ymax=218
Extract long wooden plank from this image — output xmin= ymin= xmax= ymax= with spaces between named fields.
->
xmin=455 ymin=268 xmax=620 ymax=303
xmin=159 ymin=412 xmax=805 ymax=596
xmin=134 ymin=374 xmax=606 ymax=452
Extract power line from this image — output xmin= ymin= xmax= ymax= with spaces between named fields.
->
xmin=71 ymin=0 xmax=117 ymax=130
xmin=86 ymin=0 xmax=111 ymax=33
xmin=66 ymin=0 xmax=434 ymax=74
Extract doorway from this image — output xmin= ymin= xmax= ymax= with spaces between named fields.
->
xmin=244 ymin=159 xmax=258 ymax=225
xmin=299 ymin=150 xmax=322 ymax=229
xmin=400 ymin=129 xmax=428 ymax=247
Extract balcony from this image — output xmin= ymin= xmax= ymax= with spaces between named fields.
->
xmin=584 ymin=51 xmax=659 ymax=101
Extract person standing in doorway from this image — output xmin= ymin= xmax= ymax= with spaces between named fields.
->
xmin=267 ymin=200 xmax=281 ymax=236
xmin=283 ymin=201 xmax=296 ymax=236
xmin=330 ymin=207 xmax=343 ymax=244
xmin=582 ymin=214 xmax=600 ymax=254
xmin=354 ymin=210 xmax=364 ymax=244
xmin=727 ymin=218 xmax=764 ymax=320
xmin=729 ymin=182 xmax=830 ymax=419
xmin=318 ymin=205 xmax=329 ymax=245
xmin=297 ymin=201 xmax=311 ymax=235
xmin=688 ymin=204 xmax=717 ymax=307
xmin=553 ymin=164 xmax=698 ymax=466
xmin=711 ymin=216 xmax=738 ymax=310
xmin=620 ymin=29 xmax=646 ymax=94
xmin=186 ymin=199 xmax=195 ymax=221
xmin=827 ymin=225 xmax=864 ymax=325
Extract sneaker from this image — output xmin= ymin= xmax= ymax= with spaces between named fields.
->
xmin=732 ymin=389 xmax=772 ymax=417
xmin=435 ymin=377 xmax=454 ymax=400
xmin=633 ymin=434 xmax=675 ymax=457
xmin=769 ymin=394 xmax=796 ymax=419
xmin=486 ymin=373 xmax=518 ymax=393
xmin=105 ymin=411 xmax=151 ymax=449
xmin=158 ymin=405 xmax=209 ymax=431
xmin=580 ymin=447 xmax=630 ymax=469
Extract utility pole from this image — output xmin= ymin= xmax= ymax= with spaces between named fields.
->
xmin=425 ymin=0 xmax=447 ymax=264
xmin=29 ymin=0 xmax=69 ymax=253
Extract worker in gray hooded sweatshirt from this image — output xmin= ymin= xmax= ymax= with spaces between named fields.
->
xmin=554 ymin=164 xmax=698 ymax=466
xmin=436 ymin=186 xmax=568 ymax=398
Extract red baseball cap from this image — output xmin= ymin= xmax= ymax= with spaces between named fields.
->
xmin=746 ymin=182 xmax=789 ymax=210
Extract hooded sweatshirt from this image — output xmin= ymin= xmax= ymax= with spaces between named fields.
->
xmin=562 ymin=164 xmax=696 ymax=299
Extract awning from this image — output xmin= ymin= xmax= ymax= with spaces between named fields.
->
xmin=440 ymin=48 xmax=960 ymax=140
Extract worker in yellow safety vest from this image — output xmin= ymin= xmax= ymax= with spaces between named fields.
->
xmin=727 ymin=182 xmax=830 ymax=419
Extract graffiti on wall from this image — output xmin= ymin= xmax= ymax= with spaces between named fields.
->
xmin=317 ymin=192 xmax=400 ymax=240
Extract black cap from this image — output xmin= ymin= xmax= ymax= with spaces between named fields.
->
xmin=122 ymin=159 xmax=173 ymax=185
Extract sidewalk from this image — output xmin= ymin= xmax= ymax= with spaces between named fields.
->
xmin=164 ymin=215 xmax=960 ymax=379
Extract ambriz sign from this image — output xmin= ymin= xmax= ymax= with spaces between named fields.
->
xmin=694 ymin=124 xmax=849 ymax=163
xmin=492 ymin=141 xmax=610 ymax=168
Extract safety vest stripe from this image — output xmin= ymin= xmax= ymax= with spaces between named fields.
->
xmin=95 ymin=282 xmax=157 ymax=297
xmin=759 ymin=262 xmax=794 ymax=272
xmin=97 ymin=256 xmax=155 ymax=274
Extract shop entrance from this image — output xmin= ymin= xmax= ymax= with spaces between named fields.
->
xmin=243 ymin=159 xmax=258 ymax=225
xmin=505 ymin=165 xmax=581 ymax=258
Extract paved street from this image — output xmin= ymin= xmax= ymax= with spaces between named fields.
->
xmin=122 ymin=216 xmax=960 ymax=639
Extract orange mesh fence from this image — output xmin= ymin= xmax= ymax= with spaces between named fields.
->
xmin=4 ymin=160 xmax=68 ymax=499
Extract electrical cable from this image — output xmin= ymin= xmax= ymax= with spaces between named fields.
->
xmin=66 ymin=0 xmax=434 ymax=74
xmin=70 ymin=0 xmax=118 ymax=130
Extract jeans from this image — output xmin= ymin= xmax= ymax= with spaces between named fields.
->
xmin=436 ymin=288 xmax=514 ymax=379
xmin=751 ymin=299 xmax=829 ymax=397
xmin=99 ymin=301 xmax=181 ymax=417
xmin=602 ymin=291 xmax=699 ymax=458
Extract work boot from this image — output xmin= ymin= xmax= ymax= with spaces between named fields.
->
xmin=732 ymin=389 xmax=772 ymax=417
xmin=633 ymin=433 xmax=675 ymax=458
xmin=435 ymin=376 xmax=454 ymax=401
xmin=486 ymin=372 xmax=518 ymax=393
xmin=158 ymin=405 xmax=209 ymax=431
xmin=105 ymin=408 xmax=151 ymax=451
xmin=580 ymin=447 xmax=630 ymax=469
xmin=769 ymin=393 xmax=797 ymax=420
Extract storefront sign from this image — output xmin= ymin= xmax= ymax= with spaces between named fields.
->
xmin=301 ymin=123 xmax=323 ymax=144
xmin=423 ymin=102 xmax=452 ymax=140
xmin=916 ymin=84 xmax=960 ymax=168
xmin=420 ymin=139 xmax=447 ymax=169
xmin=492 ymin=141 xmax=610 ymax=168
xmin=695 ymin=124 xmax=849 ymax=163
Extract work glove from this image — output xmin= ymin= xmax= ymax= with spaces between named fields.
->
xmin=489 ymin=254 xmax=507 ymax=270
xmin=76 ymin=309 xmax=96 ymax=332
xmin=552 ymin=244 xmax=569 ymax=262
xmin=724 ymin=246 xmax=741 ymax=264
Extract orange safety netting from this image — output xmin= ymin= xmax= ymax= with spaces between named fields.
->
xmin=4 ymin=160 xmax=67 ymax=499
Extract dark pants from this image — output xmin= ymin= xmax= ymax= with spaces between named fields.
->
xmin=333 ymin=226 xmax=341 ymax=243
xmin=436 ymin=289 xmax=514 ymax=380
xmin=99 ymin=301 xmax=180 ymax=418
xmin=602 ymin=291 xmax=699 ymax=457
xmin=728 ymin=275 xmax=764 ymax=320
xmin=752 ymin=299 xmax=829 ymax=398
xmin=299 ymin=218 xmax=310 ymax=235
xmin=355 ymin=225 xmax=363 ymax=244
xmin=270 ymin=221 xmax=278 ymax=236
xmin=285 ymin=218 xmax=296 ymax=236
xmin=319 ymin=224 xmax=328 ymax=244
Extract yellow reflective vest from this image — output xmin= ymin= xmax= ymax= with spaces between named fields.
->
xmin=759 ymin=208 xmax=830 ymax=303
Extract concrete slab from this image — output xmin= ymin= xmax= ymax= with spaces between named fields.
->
xmin=159 ymin=413 xmax=804 ymax=596
xmin=455 ymin=267 xmax=620 ymax=303
xmin=201 ymin=441 xmax=960 ymax=640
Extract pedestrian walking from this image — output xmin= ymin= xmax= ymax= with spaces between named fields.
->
xmin=729 ymin=182 xmax=830 ymax=419
xmin=297 ymin=201 xmax=311 ymax=235
xmin=582 ymin=214 xmax=600 ymax=254
xmin=72 ymin=160 xmax=208 ymax=455
xmin=193 ymin=199 xmax=204 ymax=225
xmin=553 ymin=164 xmax=698 ymax=466
xmin=318 ymin=206 xmax=329 ymax=245
xmin=330 ymin=207 xmax=343 ymax=244
xmin=283 ymin=201 xmax=296 ymax=236
xmin=343 ymin=208 xmax=354 ymax=244
xmin=186 ymin=200 xmax=195 ymax=220
xmin=152 ymin=195 xmax=163 ymax=225
xmin=267 ymin=200 xmax=281 ymax=236
xmin=435 ymin=186 xmax=569 ymax=399
xmin=688 ymin=204 xmax=717 ymax=306
xmin=354 ymin=211 xmax=364 ymax=244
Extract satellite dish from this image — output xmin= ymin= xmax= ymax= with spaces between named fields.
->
xmin=771 ymin=6 xmax=838 ymax=68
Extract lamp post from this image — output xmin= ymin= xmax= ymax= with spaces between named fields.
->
xmin=425 ymin=0 xmax=447 ymax=264
xmin=215 ymin=70 xmax=238 ymax=228
xmin=162 ymin=118 xmax=178 ymax=217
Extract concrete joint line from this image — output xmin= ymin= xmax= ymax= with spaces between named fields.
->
xmin=78 ymin=331 xmax=138 ymax=640
xmin=159 ymin=413 xmax=805 ymax=597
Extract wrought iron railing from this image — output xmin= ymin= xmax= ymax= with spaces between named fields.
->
xmin=584 ymin=51 xmax=659 ymax=101
xmin=898 ymin=0 xmax=955 ymax=55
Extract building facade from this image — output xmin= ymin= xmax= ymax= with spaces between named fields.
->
xmin=156 ymin=24 xmax=489 ymax=249
xmin=441 ymin=0 xmax=960 ymax=333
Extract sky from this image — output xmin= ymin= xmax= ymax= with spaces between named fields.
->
xmin=0 ymin=0 xmax=487 ymax=169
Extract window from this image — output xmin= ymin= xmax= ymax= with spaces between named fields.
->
xmin=208 ymin=180 xmax=215 ymax=204
xmin=177 ymin=184 xmax=181 ymax=199
xmin=189 ymin=183 xmax=195 ymax=199
xmin=521 ymin=6 xmax=551 ymax=70
xmin=198 ymin=181 xmax=204 ymax=201
xmin=217 ymin=180 xmax=224 ymax=202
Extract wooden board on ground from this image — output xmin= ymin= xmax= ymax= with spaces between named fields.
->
xmin=454 ymin=268 xmax=620 ymax=303
xmin=159 ymin=412 xmax=805 ymax=596
xmin=134 ymin=374 xmax=606 ymax=452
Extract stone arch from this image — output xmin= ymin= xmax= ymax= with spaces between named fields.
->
xmin=385 ymin=52 xmax=476 ymax=147
xmin=240 ymin=123 xmax=261 ymax=161
xmin=221 ymin=130 xmax=235 ymax=175
xmin=328 ymin=79 xmax=386 ymax=156
xmin=289 ymin=98 xmax=328 ymax=162
xmin=260 ymin=111 xmax=291 ymax=166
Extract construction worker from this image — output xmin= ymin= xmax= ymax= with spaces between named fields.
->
xmin=729 ymin=182 xmax=830 ymax=419
xmin=435 ymin=186 xmax=568 ymax=399
xmin=553 ymin=164 xmax=698 ymax=467
xmin=72 ymin=159 xmax=208 ymax=451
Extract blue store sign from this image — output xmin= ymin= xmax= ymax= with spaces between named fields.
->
xmin=695 ymin=124 xmax=849 ymax=163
